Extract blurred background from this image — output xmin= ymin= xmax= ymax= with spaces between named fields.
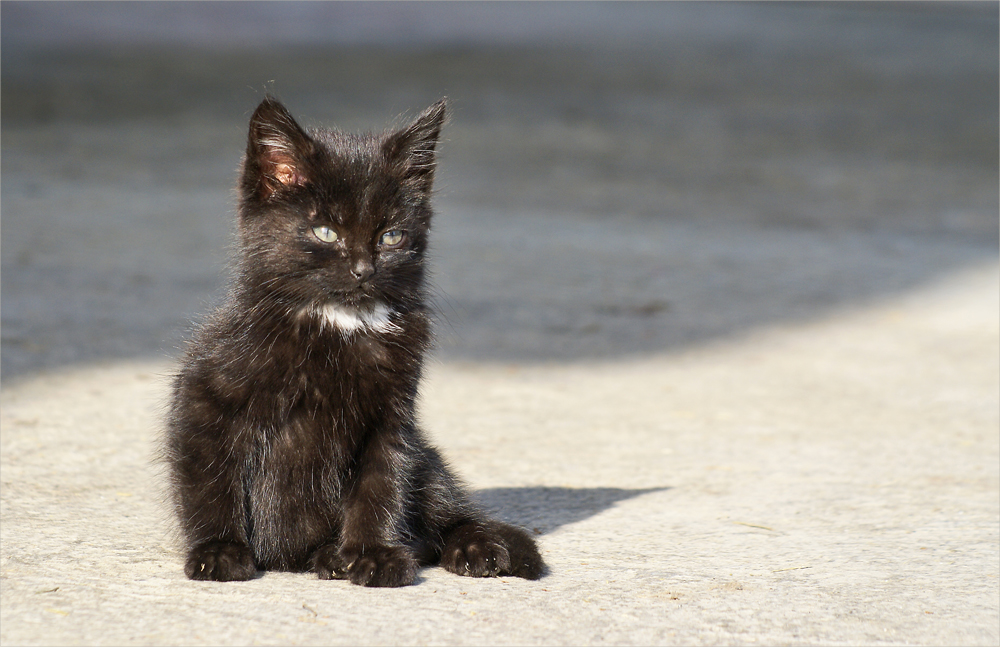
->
xmin=2 ymin=1 xmax=997 ymax=380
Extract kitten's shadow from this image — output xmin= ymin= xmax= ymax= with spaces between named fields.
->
xmin=473 ymin=486 xmax=669 ymax=535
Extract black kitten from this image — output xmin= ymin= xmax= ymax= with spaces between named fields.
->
xmin=165 ymin=97 xmax=544 ymax=586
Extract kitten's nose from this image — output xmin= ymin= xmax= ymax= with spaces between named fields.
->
xmin=350 ymin=258 xmax=375 ymax=283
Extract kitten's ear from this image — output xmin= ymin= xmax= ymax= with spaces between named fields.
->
xmin=245 ymin=97 xmax=315 ymax=200
xmin=384 ymin=98 xmax=447 ymax=192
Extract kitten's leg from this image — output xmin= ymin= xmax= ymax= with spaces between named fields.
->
xmin=168 ymin=395 xmax=257 ymax=582
xmin=410 ymin=444 xmax=546 ymax=580
xmin=332 ymin=432 xmax=418 ymax=587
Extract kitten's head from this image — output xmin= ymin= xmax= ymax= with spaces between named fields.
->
xmin=236 ymin=97 xmax=446 ymax=317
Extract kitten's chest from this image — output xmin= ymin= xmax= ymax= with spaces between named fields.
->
xmin=251 ymin=331 xmax=412 ymax=434
xmin=295 ymin=331 xmax=402 ymax=397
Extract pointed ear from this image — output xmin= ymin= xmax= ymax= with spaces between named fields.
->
xmin=383 ymin=98 xmax=447 ymax=192
xmin=245 ymin=97 xmax=315 ymax=200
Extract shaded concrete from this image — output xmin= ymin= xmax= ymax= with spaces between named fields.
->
xmin=2 ymin=2 xmax=996 ymax=378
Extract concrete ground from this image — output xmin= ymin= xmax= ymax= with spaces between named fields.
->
xmin=1 ymin=3 xmax=997 ymax=645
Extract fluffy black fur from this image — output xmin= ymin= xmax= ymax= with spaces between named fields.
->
xmin=166 ymin=97 xmax=544 ymax=586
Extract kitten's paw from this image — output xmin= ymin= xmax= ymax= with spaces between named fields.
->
xmin=441 ymin=522 xmax=546 ymax=580
xmin=311 ymin=544 xmax=350 ymax=580
xmin=494 ymin=523 xmax=546 ymax=580
xmin=440 ymin=523 xmax=512 ymax=578
xmin=338 ymin=545 xmax=418 ymax=587
xmin=185 ymin=540 xmax=256 ymax=582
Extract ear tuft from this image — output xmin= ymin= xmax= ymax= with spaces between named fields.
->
xmin=384 ymin=98 xmax=448 ymax=191
xmin=246 ymin=97 xmax=314 ymax=200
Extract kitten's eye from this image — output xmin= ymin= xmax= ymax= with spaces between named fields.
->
xmin=312 ymin=225 xmax=338 ymax=243
xmin=380 ymin=230 xmax=405 ymax=248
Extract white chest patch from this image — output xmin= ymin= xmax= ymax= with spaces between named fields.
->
xmin=303 ymin=302 xmax=399 ymax=335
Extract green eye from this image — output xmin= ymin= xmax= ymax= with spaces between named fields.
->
xmin=312 ymin=225 xmax=338 ymax=243
xmin=380 ymin=230 xmax=405 ymax=247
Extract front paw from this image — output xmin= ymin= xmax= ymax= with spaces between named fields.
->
xmin=440 ymin=523 xmax=512 ymax=578
xmin=337 ymin=545 xmax=418 ymax=587
xmin=185 ymin=540 xmax=256 ymax=581
xmin=312 ymin=543 xmax=350 ymax=580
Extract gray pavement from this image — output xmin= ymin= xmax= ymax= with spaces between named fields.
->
xmin=2 ymin=3 xmax=998 ymax=645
